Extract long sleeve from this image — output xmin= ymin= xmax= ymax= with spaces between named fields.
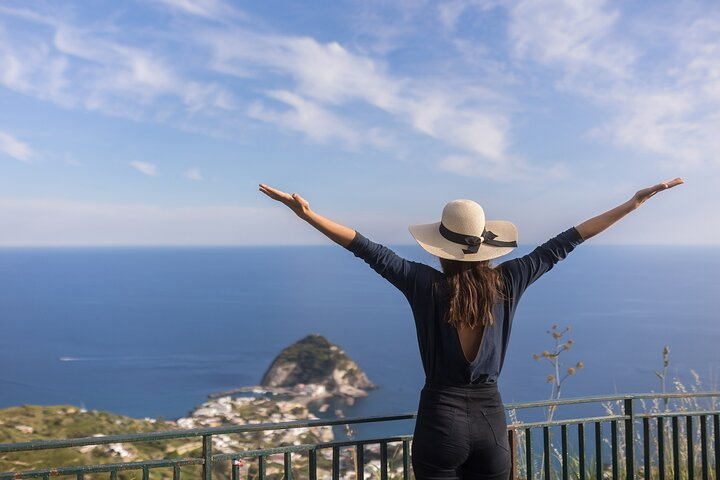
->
xmin=345 ymin=231 xmax=434 ymax=304
xmin=499 ymin=226 xmax=585 ymax=298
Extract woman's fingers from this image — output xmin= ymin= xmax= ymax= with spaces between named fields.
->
xmin=651 ymin=177 xmax=684 ymax=194
xmin=259 ymin=183 xmax=292 ymax=202
xmin=665 ymin=177 xmax=685 ymax=188
xmin=633 ymin=177 xmax=684 ymax=207
xmin=259 ymin=183 xmax=307 ymax=211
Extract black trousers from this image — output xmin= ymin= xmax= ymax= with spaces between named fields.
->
xmin=411 ymin=380 xmax=511 ymax=479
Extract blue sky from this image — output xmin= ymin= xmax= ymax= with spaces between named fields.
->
xmin=0 ymin=0 xmax=717 ymax=246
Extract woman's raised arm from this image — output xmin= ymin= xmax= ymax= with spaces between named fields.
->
xmin=574 ymin=177 xmax=684 ymax=241
xmin=258 ymin=183 xmax=356 ymax=247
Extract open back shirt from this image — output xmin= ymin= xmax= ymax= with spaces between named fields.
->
xmin=345 ymin=227 xmax=585 ymax=386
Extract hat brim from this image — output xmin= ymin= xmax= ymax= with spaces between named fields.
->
xmin=408 ymin=220 xmax=518 ymax=262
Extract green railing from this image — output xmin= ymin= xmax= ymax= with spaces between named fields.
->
xmin=2 ymin=392 xmax=719 ymax=479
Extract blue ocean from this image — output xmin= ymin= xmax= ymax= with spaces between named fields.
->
xmin=1 ymin=242 xmax=719 ymax=437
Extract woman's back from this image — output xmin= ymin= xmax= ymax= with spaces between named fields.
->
xmin=344 ymin=226 xmax=585 ymax=386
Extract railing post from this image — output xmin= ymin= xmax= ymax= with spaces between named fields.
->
xmin=381 ymin=440 xmax=388 ymax=480
xmin=595 ymin=422 xmax=602 ymax=480
xmin=284 ymin=451 xmax=293 ymax=480
xmin=686 ymin=416 xmax=694 ymax=480
xmin=659 ymin=417 xmax=666 ymax=479
xmin=202 ymin=434 xmax=212 ymax=480
xmin=525 ymin=427 xmax=533 ymax=480
xmin=508 ymin=427 xmax=517 ymax=480
xmin=543 ymin=426 xmax=551 ymax=480
xmin=625 ymin=398 xmax=635 ymax=479
xmin=356 ymin=443 xmax=365 ymax=480
xmin=403 ymin=439 xmax=411 ymax=480
xmin=578 ymin=423 xmax=586 ymax=480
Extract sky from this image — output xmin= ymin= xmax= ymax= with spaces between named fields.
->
xmin=0 ymin=0 xmax=718 ymax=246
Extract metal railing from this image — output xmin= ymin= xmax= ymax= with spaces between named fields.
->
xmin=2 ymin=392 xmax=719 ymax=479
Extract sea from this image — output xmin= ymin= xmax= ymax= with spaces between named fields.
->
xmin=1 ymin=242 xmax=719 ymax=440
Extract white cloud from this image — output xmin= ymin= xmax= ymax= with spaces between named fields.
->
xmin=438 ymin=154 xmax=570 ymax=181
xmin=131 ymin=161 xmax=158 ymax=176
xmin=0 ymin=7 xmax=234 ymax=124
xmin=248 ymin=90 xmax=360 ymax=146
xmin=438 ymin=0 xmax=503 ymax=30
xmin=183 ymin=168 xmax=204 ymax=180
xmin=499 ymin=0 xmax=720 ymax=170
xmin=0 ymin=2 xmax=520 ymax=174
xmin=152 ymin=0 xmax=240 ymax=21
xmin=508 ymin=0 xmax=635 ymax=79
xmin=202 ymin=27 xmax=514 ymax=165
xmin=0 ymin=131 xmax=33 ymax=161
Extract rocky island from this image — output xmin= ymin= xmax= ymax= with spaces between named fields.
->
xmin=209 ymin=333 xmax=376 ymax=407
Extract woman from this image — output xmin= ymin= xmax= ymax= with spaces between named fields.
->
xmin=259 ymin=177 xmax=683 ymax=479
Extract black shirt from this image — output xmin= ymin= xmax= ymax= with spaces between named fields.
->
xmin=345 ymin=227 xmax=585 ymax=386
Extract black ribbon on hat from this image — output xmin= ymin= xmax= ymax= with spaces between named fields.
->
xmin=439 ymin=222 xmax=518 ymax=254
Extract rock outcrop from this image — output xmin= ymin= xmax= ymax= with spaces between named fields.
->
xmin=259 ymin=333 xmax=375 ymax=398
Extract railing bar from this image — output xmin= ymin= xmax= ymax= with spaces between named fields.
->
xmin=231 ymin=459 xmax=239 ymax=480
xmin=381 ymin=440 xmax=388 ymax=480
xmin=611 ymin=420 xmax=618 ymax=480
xmin=687 ymin=416 xmax=694 ymax=480
xmin=356 ymin=443 xmax=365 ymax=480
xmin=643 ymin=417 xmax=651 ymax=480
xmin=514 ymin=414 xmax=627 ymax=429
xmin=202 ymin=434 xmax=212 ymax=480
xmin=525 ymin=427 xmax=533 ymax=480
xmin=578 ymin=423 xmax=586 ymax=480
xmin=561 ymin=424 xmax=568 ymax=480
xmin=142 ymin=465 xmax=149 ymax=480
xmin=659 ymin=416 xmax=666 ymax=480
xmin=701 ymin=415 xmax=708 ymax=480
xmin=309 ymin=449 xmax=317 ymax=480
xmin=503 ymin=392 xmax=720 ymax=411
xmin=8 ymin=394 xmax=720 ymax=455
xmin=259 ymin=454 xmax=266 ymax=480
xmin=173 ymin=464 xmax=180 ymax=480
xmin=508 ymin=428 xmax=517 ymax=480
xmin=543 ymin=426 xmax=551 ymax=480
xmin=638 ymin=410 xmax=720 ymax=419
xmin=212 ymin=434 xmax=413 ymax=460
xmin=403 ymin=439 xmax=410 ymax=480
xmin=625 ymin=398 xmax=635 ymax=480
xmin=0 ymin=460 xmax=198 ymax=480
xmin=332 ymin=445 xmax=340 ymax=480
xmin=714 ymin=415 xmax=720 ymax=480
xmin=111 ymin=469 xmax=118 ymax=480
xmin=595 ymin=422 xmax=602 ymax=480
xmin=673 ymin=415 xmax=680 ymax=480
xmin=284 ymin=451 xmax=293 ymax=480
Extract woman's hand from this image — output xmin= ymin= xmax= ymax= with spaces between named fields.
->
xmin=258 ymin=182 xmax=356 ymax=247
xmin=259 ymin=183 xmax=311 ymax=219
xmin=631 ymin=177 xmax=685 ymax=209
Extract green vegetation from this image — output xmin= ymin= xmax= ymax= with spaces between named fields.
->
xmin=0 ymin=404 xmax=196 ymax=479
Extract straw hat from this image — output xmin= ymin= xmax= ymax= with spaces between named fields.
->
xmin=408 ymin=199 xmax=518 ymax=262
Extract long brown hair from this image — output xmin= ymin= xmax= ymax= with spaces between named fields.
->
xmin=437 ymin=258 xmax=505 ymax=329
